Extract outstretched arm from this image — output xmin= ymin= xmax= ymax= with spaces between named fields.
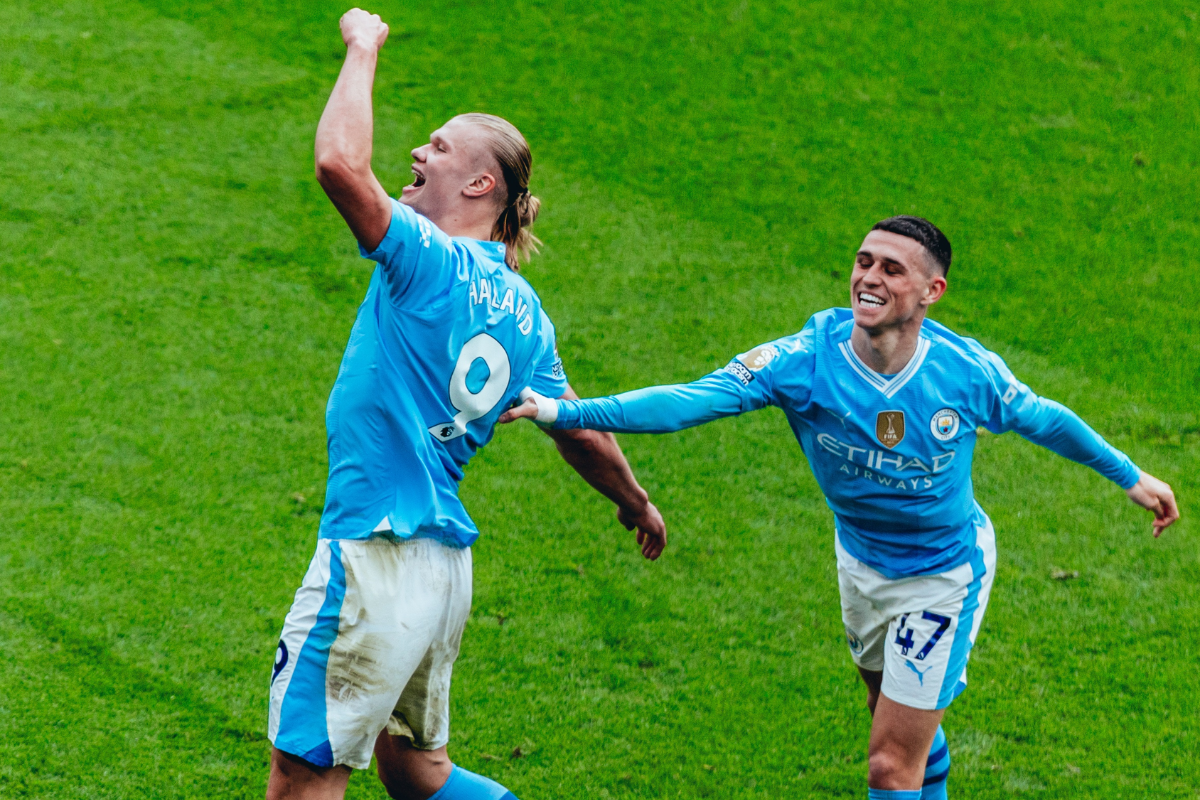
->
xmin=541 ymin=387 xmax=667 ymax=560
xmin=314 ymin=8 xmax=392 ymax=251
xmin=503 ymin=350 xmax=784 ymax=555
xmin=500 ymin=370 xmax=757 ymax=433
xmin=1010 ymin=396 xmax=1179 ymax=536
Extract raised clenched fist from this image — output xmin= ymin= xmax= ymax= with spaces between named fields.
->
xmin=339 ymin=8 xmax=389 ymax=52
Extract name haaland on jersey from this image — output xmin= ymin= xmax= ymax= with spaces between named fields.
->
xmin=320 ymin=199 xmax=567 ymax=547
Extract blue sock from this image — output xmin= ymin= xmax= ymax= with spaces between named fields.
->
xmin=921 ymin=725 xmax=950 ymax=800
xmin=428 ymin=765 xmax=517 ymax=800
xmin=867 ymin=790 xmax=921 ymax=799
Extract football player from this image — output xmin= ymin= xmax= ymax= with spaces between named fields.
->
xmin=502 ymin=215 xmax=1178 ymax=800
xmin=266 ymin=9 xmax=667 ymax=800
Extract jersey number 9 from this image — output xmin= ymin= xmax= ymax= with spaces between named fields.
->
xmin=428 ymin=333 xmax=512 ymax=443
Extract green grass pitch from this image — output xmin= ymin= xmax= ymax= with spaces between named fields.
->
xmin=1 ymin=0 xmax=1196 ymax=796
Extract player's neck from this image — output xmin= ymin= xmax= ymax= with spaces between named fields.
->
xmin=424 ymin=203 xmax=496 ymax=242
xmin=850 ymin=317 xmax=924 ymax=375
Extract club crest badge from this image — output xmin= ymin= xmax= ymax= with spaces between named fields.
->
xmin=876 ymin=410 xmax=905 ymax=449
xmin=845 ymin=626 xmax=865 ymax=656
xmin=930 ymin=408 xmax=960 ymax=441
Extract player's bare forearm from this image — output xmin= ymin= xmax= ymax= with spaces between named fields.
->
xmin=545 ymin=388 xmax=666 ymax=559
xmin=549 ymin=427 xmax=646 ymax=511
xmin=547 ymin=426 xmax=667 ymax=560
xmin=314 ymin=9 xmax=392 ymax=251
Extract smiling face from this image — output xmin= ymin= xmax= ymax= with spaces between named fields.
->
xmin=851 ymin=230 xmax=947 ymax=334
xmin=401 ymin=116 xmax=501 ymax=223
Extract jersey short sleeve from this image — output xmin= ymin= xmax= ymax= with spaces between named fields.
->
xmin=359 ymin=198 xmax=458 ymax=310
xmin=527 ymin=309 xmax=569 ymax=399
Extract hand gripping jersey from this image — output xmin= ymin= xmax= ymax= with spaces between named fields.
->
xmin=552 ymin=308 xmax=1139 ymax=577
xmin=319 ymin=199 xmax=568 ymax=546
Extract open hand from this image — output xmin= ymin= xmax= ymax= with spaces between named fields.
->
xmin=1125 ymin=471 xmax=1179 ymax=537
xmin=340 ymin=8 xmax=389 ymax=52
xmin=618 ymin=501 xmax=667 ymax=560
xmin=498 ymin=395 xmax=540 ymax=424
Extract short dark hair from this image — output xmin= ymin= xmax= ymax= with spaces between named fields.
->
xmin=871 ymin=215 xmax=952 ymax=276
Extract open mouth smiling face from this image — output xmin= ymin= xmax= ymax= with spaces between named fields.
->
xmin=400 ymin=119 xmax=481 ymax=212
xmin=857 ymin=290 xmax=887 ymax=309
xmin=401 ymin=125 xmax=454 ymax=206
xmin=851 ymin=270 xmax=897 ymax=321
xmin=850 ymin=230 xmax=940 ymax=328
xmin=402 ymin=164 xmax=426 ymax=196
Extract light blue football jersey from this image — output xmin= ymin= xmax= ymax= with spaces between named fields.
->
xmin=553 ymin=308 xmax=1139 ymax=577
xmin=318 ymin=199 xmax=568 ymax=546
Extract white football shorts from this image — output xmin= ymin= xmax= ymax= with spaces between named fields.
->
xmin=268 ymin=536 xmax=472 ymax=770
xmin=836 ymin=516 xmax=996 ymax=710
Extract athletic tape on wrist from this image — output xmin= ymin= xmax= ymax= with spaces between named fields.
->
xmin=518 ymin=388 xmax=559 ymax=424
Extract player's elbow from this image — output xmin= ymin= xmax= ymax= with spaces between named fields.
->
xmin=550 ymin=427 xmax=607 ymax=450
xmin=549 ymin=428 xmax=619 ymax=464
xmin=314 ymin=152 xmax=361 ymax=191
xmin=314 ymin=154 xmax=345 ymax=184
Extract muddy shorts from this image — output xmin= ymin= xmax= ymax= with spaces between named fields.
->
xmin=837 ymin=515 xmax=996 ymax=710
xmin=268 ymin=536 xmax=472 ymax=769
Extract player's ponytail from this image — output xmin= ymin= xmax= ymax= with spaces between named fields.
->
xmin=457 ymin=113 xmax=541 ymax=270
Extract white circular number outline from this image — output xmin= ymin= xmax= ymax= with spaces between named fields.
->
xmin=428 ymin=333 xmax=511 ymax=443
